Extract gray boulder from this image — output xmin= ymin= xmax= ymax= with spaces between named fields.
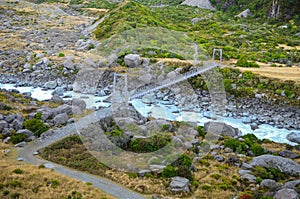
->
xmin=278 ymin=150 xmax=299 ymax=159
xmin=170 ymin=176 xmax=190 ymax=192
xmin=295 ymin=33 xmax=300 ymax=37
xmin=241 ymin=174 xmax=256 ymax=183
xmin=287 ymin=132 xmax=300 ymax=144
xmin=54 ymin=87 xmax=64 ymax=96
xmin=124 ymin=54 xmax=141 ymax=68
xmin=274 ymin=188 xmax=299 ymax=199
xmin=44 ymin=81 xmax=57 ymax=89
xmin=72 ymin=98 xmax=87 ymax=115
xmin=51 ymin=94 xmax=64 ymax=104
xmin=14 ymin=141 xmax=27 ymax=147
xmin=54 ymin=104 xmax=72 ymax=115
xmin=181 ymin=0 xmax=216 ymax=10
xmin=12 ymin=119 xmax=23 ymax=131
xmin=0 ymin=120 xmax=8 ymax=131
xmin=249 ymin=155 xmax=300 ymax=176
xmin=52 ymin=113 xmax=68 ymax=125
xmin=283 ymin=180 xmax=300 ymax=189
xmin=5 ymin=114 xmax=15 ymax=123
xmin=260 ymin=179 xmax=278 ymax=190
xmin=204 ymin=122 xmax=240 ymax=137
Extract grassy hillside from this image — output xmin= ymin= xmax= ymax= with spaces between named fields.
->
xmin=210 ymin=0 xmax=300 ymax=22
xmin=94 ymin=1 xmax=168 ymax=39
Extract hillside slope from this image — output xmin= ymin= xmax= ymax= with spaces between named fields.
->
xmin=210 ymin=0 xmax=300 ymax=21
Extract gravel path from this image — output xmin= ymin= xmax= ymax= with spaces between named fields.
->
xmin=20 ymin=108 xmax=146 ymax=199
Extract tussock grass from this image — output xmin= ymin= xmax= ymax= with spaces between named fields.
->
xmin=0 ymin=143 xmax=116 ymax=199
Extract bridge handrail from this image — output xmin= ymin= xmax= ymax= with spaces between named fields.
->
xmin=129 ymin=62 xmax=219 ymax=100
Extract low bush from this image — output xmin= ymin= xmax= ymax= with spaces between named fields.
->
xmin=161 ymin=165 xmax=177 ymax=178
xmin=24 ymin=118 xmax=49 ymax=137
xmin=250 ymin=144 xmax=265 ymax=156
xmin=10 ymin=133 xmax=27 ymax=144
xmin=12 ymin=168 xmax=23 ymax=174
xmin=224 ymin=138 xmax=247 ymax=154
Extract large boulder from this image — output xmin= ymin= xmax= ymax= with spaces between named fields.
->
xmin=72 ymin=98 xmax=87 ymax=115
xmin=44 ymin=81 xmax=57 ymax=89
xmin=274 ymin=188 xmax=299 ymax=199
xmin=124 ymin=54 xmax=141 ymax=68
xmin=250 ymin=155 xmax=300 ymax=176
xmin=287 ymin=132 xmax=300 ymax=145
xmin=204 ymin=122 xmax=240 ymax=137
xmin=52 ymin=113 xmax=68 ymax=125
xmin=12 ymin=119 xmax=23 ymax=131
xmin=170 ymin=176 xmax=190 ymax=192
xmin=0 ymin=120 xmax=8 ymax=131
xmin=16 ymin=129 xmax=34 ymax=138
xmin=181 ymin=0 xmax=216 ymax=10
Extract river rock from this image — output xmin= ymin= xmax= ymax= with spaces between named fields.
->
xmin=287 ymin=132 xmax=300 ymax=144
xmin=142 ymin=94 xmax=156 ymax=104
xmin=250 ymin=155 xmax=300 ymax=176
xmin=274 ymin=188 xmax=299 ymax=199
xmin=250 ymin=123 xmax=259 ymax=130
xmin=204 ymin=122 xmax=240 ymax=137
xmin=124 ymin=54 xmax=141 ymax=68
xmin=52 ymin=113 xmax=68 ymax=125
xmin=44 ymin=81 xmax=57 ymax=89
xmin=170 ymin=176 xmax=190 ymax=192
xmin=242 ymin=117 xmax=251 ymax=124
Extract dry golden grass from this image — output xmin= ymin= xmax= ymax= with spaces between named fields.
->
xmin=0 ymin=143 xmax=116 ymax=199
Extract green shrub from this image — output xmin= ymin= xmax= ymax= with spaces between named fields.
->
xmin=195 ymin=126 xmax=206 ymax=137
xmin=198 ymin=159 xmax=210 ymax=167
xmin=86 ymin=182 xmax=93 ymax=186
xmin=2 ymin=190 xmax=9 ymax=196
xmin=67 ymin=190 xmax=83 ymax=199
xmin=192 ymin=181 xmax=199 ymax=188
xmin=252 ymin=166 xmax=272 ymax=179
xmin=224 ymin=138 xmax=247 ymax=154
xmin=58 ymin=52 xmax=65 ymax=57
xmin=162 ymin=165 xmax=177 ymax=178
xmin=51 ymin=179 xmax=60 ymax=188
xmin=172 ymin=154 xmax=192 ymax=168
xmin=24 ymin=118 xmax=49 ymax=137
xmin=256 ymin=176 xmax=262 ymax=183
xmin=12 ymin=168 xmax=23 ymax=174
xmin=10 ymin=133 xmax=27 ymax=144
xmin=211 ymin=173 xmax=221 ymax=180
xmin=129 ymin=134 xmax=171 ymax=153
xmin=250 ymin=144 xmax=265 ymax=156
xmin=201 ymin=184 xmax=212 ymax=191
xmin=0 ymin=183 xmax=4 ymax=189
xmin=268 ymin=167 xmax=284 ymax=181
xmin=128 ymin=173 xmax=138 ymax=178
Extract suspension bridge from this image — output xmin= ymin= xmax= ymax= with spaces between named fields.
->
xmin=112 ymin=48 xmax=223 ymax=101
